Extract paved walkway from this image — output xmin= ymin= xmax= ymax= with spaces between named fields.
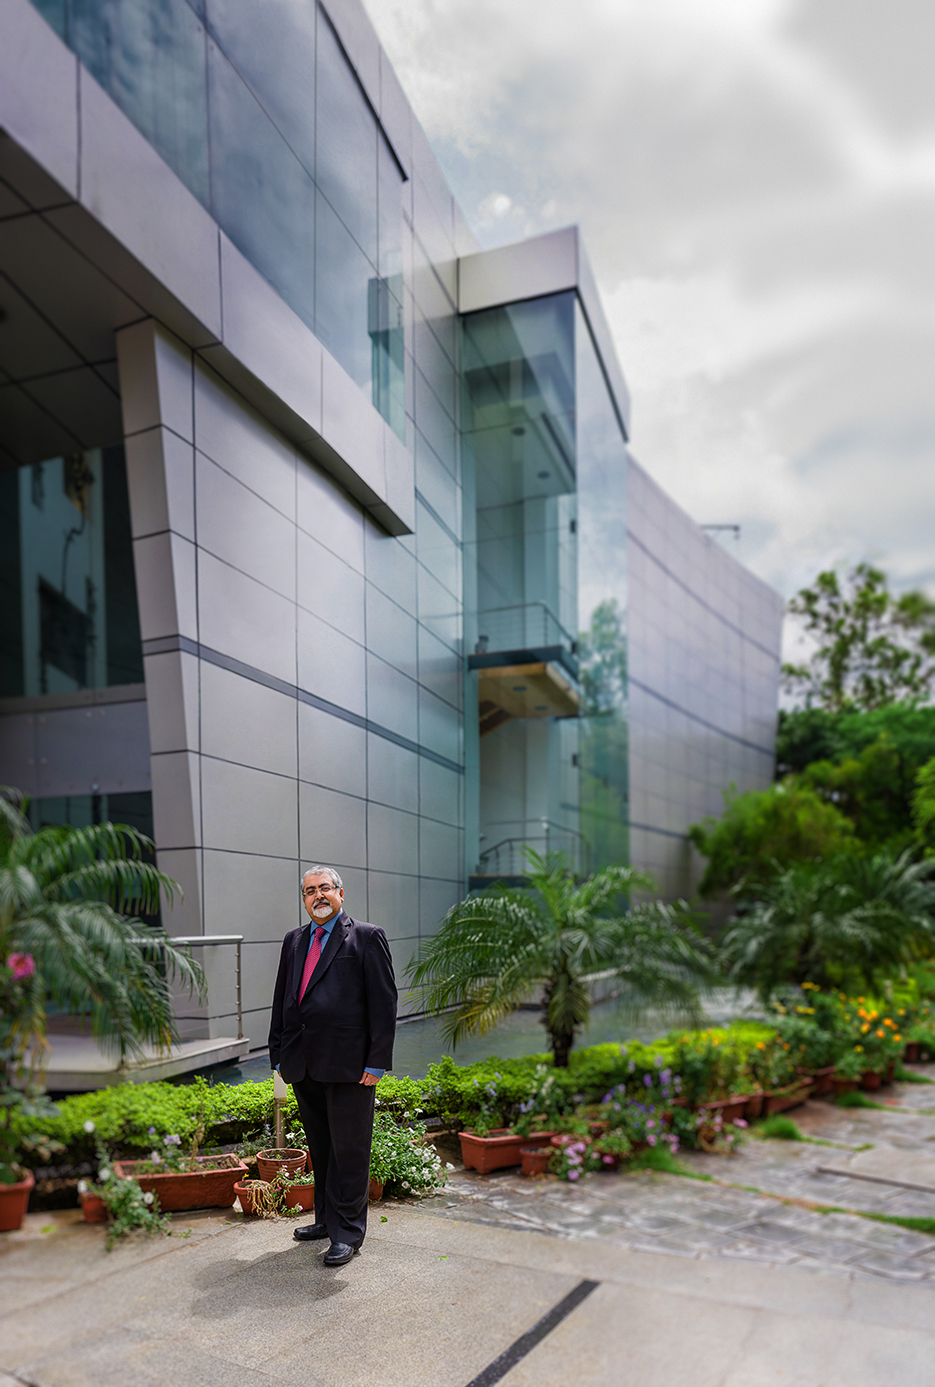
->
xmin=1 ymin=1075 xmax=934 ymax=1386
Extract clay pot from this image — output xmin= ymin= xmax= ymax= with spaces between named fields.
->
xmin=113 ymin=1155 xmax=248 ymax=1212
xmin=283 ymin=1184 xmax=316 ymax=1212
xmin=832 ymin=1077 xmax=858 ymax=1098
xmin=520 ymin=1146 xmax=552 ymax=1177
xmin=763 ymin=1081 xmax=813 ymax=1116
xmin=233 ymin=1180 xmax=267 ymax=1216
xmin=256 ymin=1149 xmax=307 ymax=1182
xmin=458 ymin=1129 xmax=554 ymax=1175
xmin=884 ymin=1061 xmax=895 ymax=1085
xmin=549 ymin=1133 xmax=592 ymax=1151
xmin=904 ymin=1042 xmax=920 ymax=1064
xmin=0 ymin=1168 xmax=35 ymax=1232
xmin=743 ymin=1092 xmax=765 ymax=1120
xmin=369 ymin=1178 xmax=385 ymax=1201
xmin=861 ymin=1070 xmax=883 ymax=1091
xmin=696 ymin=1096 xmax=748 ymax=1124
xmin=79 ymin=1191 xmax=108 ymax=1224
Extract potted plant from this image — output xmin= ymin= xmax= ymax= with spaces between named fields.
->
xmin=113 ymin=1126 xmax=247 ymax=1212
xmin=273 ymin=1168 xmax=316 ymax=1212
xmin=255 ymin=1147 xmax=307 ymax=1182
xmin=832 ymin=1048 xmax=863 ymax=1098
xmin=76 ymin=1177 xmax=108 ymax=1224
xmin=370 ymin=1111 xmax=447 ymax=1196
xmin=0 ymin=951 xmax=62 ymax=1233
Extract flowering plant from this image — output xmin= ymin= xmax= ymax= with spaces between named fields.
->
xmin=84 ymin=1141 xmax=170 ymax=1250
xmin=369 ymin=1112 xmax=446 ymax=1195
xmin=549 ymin=1138 xmax=604 ymax=1181
xmin=0 ymin=950 xmax=60 ymax=1184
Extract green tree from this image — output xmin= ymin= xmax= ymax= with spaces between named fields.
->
xmin=797 ymin=735 xmax=917 ymax=850
xmin=783 ymin=564 xmax=935 ymax=712
xmin=407 ymin=849 xmax=716 ymax=1067
xmin=688 ymin=783 xmax=855 ymax=898
xmin=0 ymin=788 xmax=205 ymax=1068
xmin=776 ymin=703 xmax=935 ymax=777
xmin=912 ymin=757 xmax=935 ymax=856
xmin=720 ymin=851 xmax=935 ymax=999
xmin=578 ymin=600 xmax=629 ymax=869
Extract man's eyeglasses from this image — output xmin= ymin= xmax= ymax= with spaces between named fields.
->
xmin=302 ymin=885 xmax=337 ymax=898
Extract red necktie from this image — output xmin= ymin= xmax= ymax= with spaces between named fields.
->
xmin=298 ymin=925 xmax=326 ymax=1003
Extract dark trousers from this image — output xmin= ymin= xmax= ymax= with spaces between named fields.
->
xmin=291 ymin=1075 xmax=375 ymax=1246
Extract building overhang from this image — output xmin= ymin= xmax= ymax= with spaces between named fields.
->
xmin=457 ymin=225 xmax=632 ymax=441
xmin=0 ymin=0 xmax=414 ymax=535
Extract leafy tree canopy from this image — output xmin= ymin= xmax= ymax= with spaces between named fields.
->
xmin=579 ymin=598 xmax=627 ymax=716
xmin=912 ymin=757 xmax=935 ymax=856
xmin=688 ymin=782 xmax=855 ymax=898
xmin=782 ymin=564 xmax=935 ymax=712
xmin=777 ymin=703 xmax=935 ymax=777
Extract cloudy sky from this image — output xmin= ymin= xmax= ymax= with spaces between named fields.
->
xmin=363 ymin=0 xmax=935 ymax=617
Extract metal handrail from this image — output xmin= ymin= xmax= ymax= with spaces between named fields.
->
xmin=136 ymin=934 xmax=244 ymax=1041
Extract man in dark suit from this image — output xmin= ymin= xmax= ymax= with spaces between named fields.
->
xmin=268 ymin=865 xmax=397 ymax=1266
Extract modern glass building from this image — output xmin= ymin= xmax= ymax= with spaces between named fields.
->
xmin=0 ymin=0 xmax=783 ymax=1082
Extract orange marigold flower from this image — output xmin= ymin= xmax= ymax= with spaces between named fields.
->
xmin=876 ymin=1029 xmax=885 ymax=1039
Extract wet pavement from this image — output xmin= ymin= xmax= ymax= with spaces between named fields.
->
xmin=415 ymin=1072 xmax=935 ymax=1285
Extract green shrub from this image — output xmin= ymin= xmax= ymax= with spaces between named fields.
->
xmin=755 ymin=1115 xmax=803 ymax=1141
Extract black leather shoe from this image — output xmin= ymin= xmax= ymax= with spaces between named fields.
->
xmin=293 ymin=1222 xmax=329 ymax=1241
xmin=322 ymin=1241 xmax=360 ymax=1266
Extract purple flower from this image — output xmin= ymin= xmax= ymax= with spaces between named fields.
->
xmin=647 ymin=1134 xmax=657 ymax=1146
xmin=568 ymin=1170 xmax=580 ymax=1181
xmin=148 ymin=1127 xmax=156 ymax=1135
xmin=643 ymin=1074 xmax=653 ymax=1088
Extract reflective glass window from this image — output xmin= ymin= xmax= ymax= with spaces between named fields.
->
xmin=316 ymin=8 xmax=377 ymax=264
xmin=0 ymin=447 xmax=143 ymax=698
xmin=208 ymin=40 xmax=316 ymax=332
xmin=205 ymin=0 xmax=316 ymax=176
xmin=575 ymin=301 xmax=629 ymax=869
xmin=315 ymin=192 xmax=374 ymax=389
xmin=67 ymin=0 xmax=210 ymax=206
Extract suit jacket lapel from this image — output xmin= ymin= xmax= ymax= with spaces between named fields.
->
xmin=302 ymin=910 xmax=350 ymax=997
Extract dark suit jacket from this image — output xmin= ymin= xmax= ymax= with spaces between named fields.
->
xmin=268 ymin=910 xmax=397 ymax=1084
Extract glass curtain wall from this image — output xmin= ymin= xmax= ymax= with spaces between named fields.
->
xmin=575 ymin=303 xmax=629 ymax=869
xmin=461 ymin=293 xmax=629 ymax=878
xmin=461 ymin=293 xmax=581 ymax=878
xmin=0 ymin=446 xmax=143 ymax=697
xmin=30 ymin=0 xmax=405 ymax=437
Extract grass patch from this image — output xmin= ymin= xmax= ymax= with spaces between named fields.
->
xmin=862 ymin=1213 xmax=935 ymax=1237
xmin=835 ymin=1090 xmax=886 ymax=1109
xmin=754 ymin=1115 xmax=803 ymax=1141
xmin=895 ymin=1066 xmax=934 ymax=1084
xmin=627 ymin=1148 xmax=713 ymax=1181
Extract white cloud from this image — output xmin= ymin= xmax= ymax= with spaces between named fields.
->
xmin=364 ymin=0 xmax=935 ymax=604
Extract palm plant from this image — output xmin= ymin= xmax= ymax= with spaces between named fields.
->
xmin=720 ymin=850 xmax=935 ymax=1000
xmin=407 ymin=849 xmax=716 ymax=1066
xmin=0 ymin=788 xmax=205 ymax=1069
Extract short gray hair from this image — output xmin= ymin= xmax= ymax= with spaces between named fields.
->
xmin=300 ymin=865 xmax=344 ymax=892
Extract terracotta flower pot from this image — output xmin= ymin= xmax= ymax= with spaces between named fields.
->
xmin=283 ymin=1184 xmax=316 ymax=1211
xmin=0 ymin=1168 xmax=34 ymax=1232
xmin=256 ymin=1149 xmax=307 ymax=1182
xmin=861 ymin=1070 xmax=883 ymax=1091
xmin=798 ymin=1065 xmax=835 ymax=1097
xmin=520 ymin=1146 xmax=552 ymax=1177
xmin=743 ymin=1092 xmax=765 ymax=1120
xmin=903 ymin=1042 xmax=920 ymax=1064
xmin=234 ymin=1180 xmax=269 ymax=1216
xmin=79 ymin=1191 xmax=108 ymax=1224
xmin=884 ymin=1061 xmax=895 ymax=1085
xmin=832 ymin=1077 xmax=858 ymax=1098
xmin=549 ymin=1133 xmax=592 ymax=1150
xmin=763 ymin=1081 xmax=813 ymax=1116
xmin=458 ymin=1129 xmax=554 ymax=1175
xmin=696 ymin=1096 xmax=748 ymax=1124
xmin=369 ymin=1178 xmax=385 ymax=1201
xmin=113 ymin=1155 xmax=248 ymax=1212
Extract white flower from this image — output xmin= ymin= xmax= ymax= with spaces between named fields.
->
xmin=83 ymin=1120 xmax=96 ymax=1134
xmin=446 ymin=1162 xmax=455 ymax=1170
xmin=98 ymin=1168 xmax=111 ymax=1181
xmin=402 ymin=1181 xmax=411 ymax=1190
xmin=142 ymin=1191 xmax=155 ymax=1206
xmin=77 ymin=1179 xmax=89 ymax=1194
